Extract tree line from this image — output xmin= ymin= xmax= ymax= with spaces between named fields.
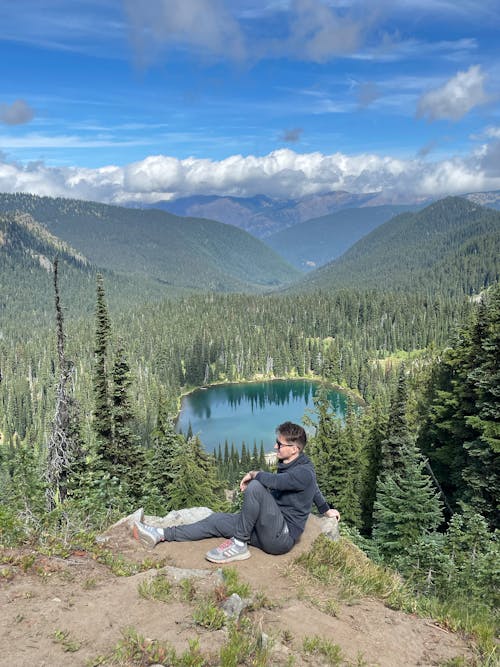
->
xmin=0 ymin=269 xmax=497 ymax=637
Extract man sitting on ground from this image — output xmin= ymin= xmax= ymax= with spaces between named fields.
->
xmin=133 ymin=421 xmax=340 ymax=564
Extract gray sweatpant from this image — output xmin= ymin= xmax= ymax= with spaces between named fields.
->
xmin=164 ymin=479 xmax=294 ymax=555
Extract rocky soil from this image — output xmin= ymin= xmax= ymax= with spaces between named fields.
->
xmin=0 ymin=512 xmax=474 ymax=666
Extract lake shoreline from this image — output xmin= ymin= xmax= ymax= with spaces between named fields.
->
xmin=176 ymin=374 xmax=365 ymax=418
xmin=175 ymin=376 xmax=365 ymax=454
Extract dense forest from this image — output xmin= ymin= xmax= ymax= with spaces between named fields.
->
xmin=0 ymin=193 xmax=498 ymax=661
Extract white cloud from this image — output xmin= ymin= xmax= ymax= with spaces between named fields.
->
xmin=2 ymin=146 xmax=500 ymax=204
xmin=417 ymin=65 xmax=490 ymax=121
xmin=469 ymin=126 xmax=500 ymax=141
xmin=0 ymin=99 xmax=35 ymax=125
xmin=0 ymin=133 xmax=148 ymax=149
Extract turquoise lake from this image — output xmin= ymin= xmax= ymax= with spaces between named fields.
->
xmin=176 ymin=379 xmax=349 ymax=454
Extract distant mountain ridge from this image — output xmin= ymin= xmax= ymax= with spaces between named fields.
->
xmin=463 ymin=190 xmax=500 ymax=210
xmin=290 ymin=197 xmax=500 ymax=296
xmin=140 ymin=191 xmax=387 ymax=238
xmin=264 ymin=204 xmax=420 ymax=270
xmin=135 ymin=189 xmax=500 ymax=240
xmin=0 ymin=193 xmax=301 ymax=295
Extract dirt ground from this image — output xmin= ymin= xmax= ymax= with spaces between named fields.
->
xmin=0 ymin=516 xmax=474 ymax=667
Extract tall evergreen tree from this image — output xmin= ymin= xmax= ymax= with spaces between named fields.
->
xmin=93 ymin=274 xmax=112 ymax=453
xmin=462 ymin=285 xmax=500 ymax=527
xmin=380 ymin=365 xmax=409 ymax=473
xmin=147 ymin=395 xmax=184 ymax=514
xmin=167 ymin=435 xmax=225 ymax=510
xmin=110 ymin=344 xmax=146 ymax=502
xmin=372 ymin=440 xmax=443 ymax=561
xmin=360 ymin=397 xmax=389 ymax=535
xmin=307 ymin=386 xmax=363 ymax=526
xmin=418 ymin=285 xmax=499 ymax=527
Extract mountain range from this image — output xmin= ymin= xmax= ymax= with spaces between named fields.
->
xmin=1 ymin=193 xmax=498 ymax=317
xmin=135 ymin=189 xmax=500 ymax=240
xmin=138 ymin=191 xmax=422 ymax=238
xmin=263 ymin=204 xmax=419 ymax=270
xmin=0 ymin=193 xmax=300 ymax=298
xmin=291 ymin=197 xmax=500 ymax=297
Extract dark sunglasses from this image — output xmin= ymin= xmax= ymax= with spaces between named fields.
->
xmin=275 ymin=439 xmax=294 ymax=449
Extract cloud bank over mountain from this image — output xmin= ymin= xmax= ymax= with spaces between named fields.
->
xmin=1 ymin=142 xmax=500 ymax=204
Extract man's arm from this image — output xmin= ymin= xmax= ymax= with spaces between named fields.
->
xmin=240 ymin=470 xmax=258 ymax=492
xmin=313 ymin=485 xmax=340 ymax=521
xmin=240 ymin=467 xmax=312 ymax=493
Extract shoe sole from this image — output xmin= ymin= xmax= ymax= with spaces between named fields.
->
xmin=205 ymin=550 xmax=251 ymax=564
xmin=132 ymin=523 xmax=157 ymax=549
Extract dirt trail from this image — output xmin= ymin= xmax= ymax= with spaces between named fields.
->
xmin=0 ymin=517 xmax=473 ymax=666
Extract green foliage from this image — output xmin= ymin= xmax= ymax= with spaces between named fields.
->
xmin=394 ymin=508 xmax=499 ymax=612
xmin=218 ymin=619 xmax=270 ymax=667
xmin=192 ymin=600 xmax=226 ymax=629
xmin=418 ymin=283 xmax=500 ymax=528
xmin=380 ymin=366 xmax=409 ymax=473
xmin=372 ymin=440 xmax=443 ymax=561
xmin=93 ymin=274 xmax=112 ymax=448
xmin=52 ymin=629 xmax=82 ymax=653
xmin=137 ymin=574 xmax=172 ymax=602
xmin=167 ymin=435 xmax=226 ymax=511
xmin=0 ymin=504 xmax=25 ymax=546
xmin=306 ymin=387 xmax=363 ymax=527
xmin=302 ymin=635 xmax=343 ymax=666
xmin=145 ymin=400 xmax=184 ymax=515
xmin=296 ymin=197 xmax=500 ymax=297
xmin=221 ymin=566 xmax=251 ymax=598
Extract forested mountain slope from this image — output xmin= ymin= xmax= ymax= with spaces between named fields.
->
xmin=0 ymin=210 xmax=172 ymax=319
xmin=291 ymin=197 xmax=500 ymax=296
xmin=0 ymin=193 xmax=300 ymax=293
xmin=264 ymin=205 xmax=418 ymax=270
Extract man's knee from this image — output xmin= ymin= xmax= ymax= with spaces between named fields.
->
xmin=246 ymin=478 xmax=266 ymax=498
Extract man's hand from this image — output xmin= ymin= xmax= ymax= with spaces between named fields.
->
xmin=324 ymin=508 xmax=340 ymax=521
xmin=240 ymin=470 xmax=258 ymax=492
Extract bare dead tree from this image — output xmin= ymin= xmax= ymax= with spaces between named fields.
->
xmin=45 ymin=258 xmax=80 ymax=511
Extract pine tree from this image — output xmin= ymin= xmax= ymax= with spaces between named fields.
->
xmin=93 ymin=274 xmax=112 ymax=453
xmin=110 ymin=344 xmax=146 ymax=502
xmin=462 ymin=285 xmax=500 ymax=527
xmin=307 ymin=386 xmax=363 ymax=526
xmin=418 ymin=286 xmax=499 ymax=527
xmin=380 ymin=365 xmax=409 ymax=473
xmin=167 ymin=435 xmax=225 ymax=510
xmin=360 ymin=397 xmax=389 ymax=535
xmin=147 ymin=395 xmax=184 ymax=514
xmin=372 ymin=440 xmax=443 ymax=561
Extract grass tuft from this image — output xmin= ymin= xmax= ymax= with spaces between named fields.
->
xmin=193 ymin=600 xmax=226 ymax=630
xmin=138 ymin=573 xmax=172 ymax=602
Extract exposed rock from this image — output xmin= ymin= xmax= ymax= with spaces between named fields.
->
xmin=158 ymin=565 xmax=224 ymax=584
xmin=320 ymin=516 xmax=340 ymax=542
xmin=221 ymin=593 xmax=251 ymax=620
xmin=103 ymin=506 xmax=212 ymax=536
xmin=153 ymin=507 xmax=213 ymax=528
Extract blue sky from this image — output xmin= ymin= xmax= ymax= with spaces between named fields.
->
xmin=0 ymin=0 xmax=499 ymax=203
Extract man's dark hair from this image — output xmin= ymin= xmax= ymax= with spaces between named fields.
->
xmin=276 ymin=421 xmax=307 ymax=450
